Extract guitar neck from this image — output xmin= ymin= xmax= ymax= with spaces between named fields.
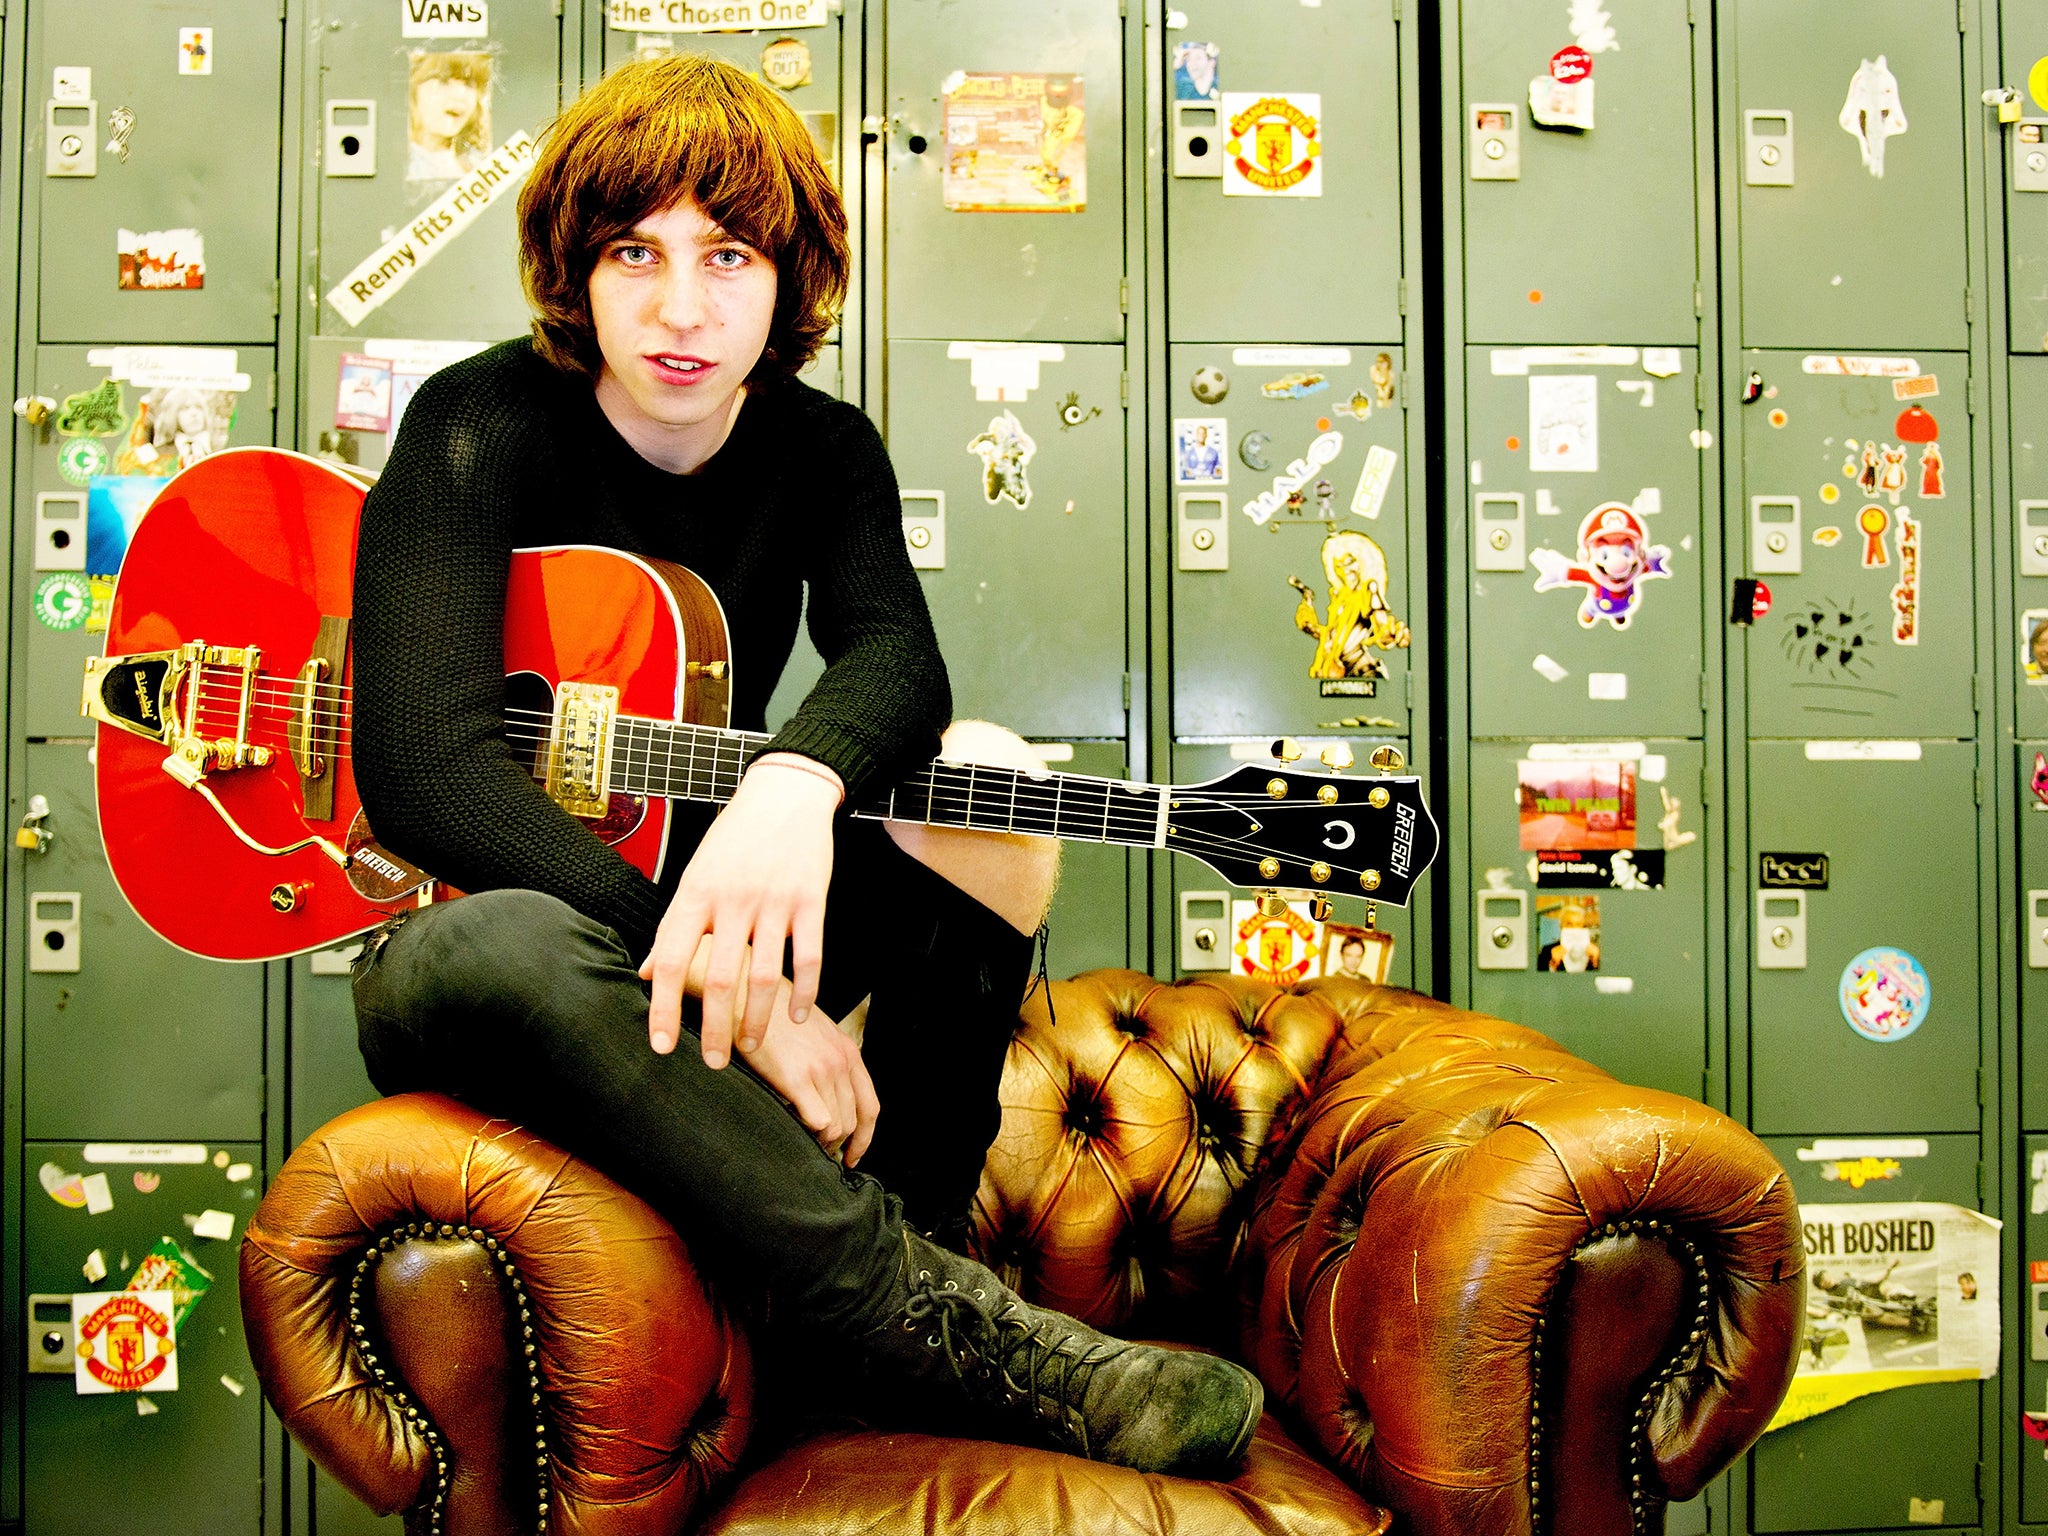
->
xmin=608 ymin=716 xmax=1171 ymax=850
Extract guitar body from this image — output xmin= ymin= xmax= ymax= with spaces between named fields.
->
xmin=93 ymin=447 xmax=720 ymax=962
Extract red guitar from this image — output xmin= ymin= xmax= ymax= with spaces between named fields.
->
xmin=84 ymin=448 xmax=1439 ymax=962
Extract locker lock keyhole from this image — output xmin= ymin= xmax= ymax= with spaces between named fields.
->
xmin=1489 ymin=529 xmax=1511 ymax=550
xmin=49 ymin=528 xmax=69 ymax=549
xmin=2034 ymin=533 xmax=2048 ymax=558
xmin=339 ymin=134 xmax=361 ymax=156
xmin=1490 ymin=925 xmax=1515 ymax=950
xmin=1192 ymin=927 xmax=1216 ymax=952
xmin=1770 ymin=925 xmax=1794 ymax=949
xmin=906 ymin=133 xmax=928 ymax=155
xmin=1759 ymin=144 xmax=1781 ymax=167
xmin=42 ymin=930 xmax=66 ymax=953
xmin=1188 ymin=134 xmax=1210 ymax=157
xmin=40 ymin=1330 xmax=65 ymax=1356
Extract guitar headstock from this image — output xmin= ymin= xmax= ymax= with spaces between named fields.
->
xmin=1163 ymin=743 xmax=1440 ymax=906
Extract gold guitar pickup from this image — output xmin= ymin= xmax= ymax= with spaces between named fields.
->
xmin=546 ymin=681 xmax=619 ymax=819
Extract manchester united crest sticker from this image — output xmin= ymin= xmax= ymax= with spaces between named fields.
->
xmin=73 ymin=1289 xmax=179 ymax=1393
xmin=1222 ymin=92 xmax=1322 ymax=197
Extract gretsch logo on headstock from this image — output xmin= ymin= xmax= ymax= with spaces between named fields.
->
xmin=1390 ymin=803 xmax=1416 ymax=877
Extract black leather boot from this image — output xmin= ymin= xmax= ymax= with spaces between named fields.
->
xmin=861 ymin=1230 xmax=1263 ymax=1478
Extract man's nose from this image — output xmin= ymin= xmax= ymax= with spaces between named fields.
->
xmin=655 ymin=266 xmax=709 ymax=333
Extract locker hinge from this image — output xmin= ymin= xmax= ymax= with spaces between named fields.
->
xmin=553 ymin=0 xmax=564 ymax=13
xmin=1974 ymin=767 xmax=1983 ymax=805
xmin=1700 ymin=762 xmax=1713 ymax=808
xmin=1119 ymin=371 xmax=1130 ymax=408
xmin=1118 ymin=276 xmax=1129 ymax=315
xmin=1692 ymin=283 xmax=1703 ymax=317
xmin=1958 ymin=0 xmax=1967 ymax=32
xmin=1404 ymin=670 xmax=1414 ymax=708
xmin=1391 ymin=0 xmax=1400 ymax=22
xmin=1699 ymin=672 xmax=1709 ymax=712
xmin=1122 ymin=672 xmax=1132 ymax=709
xmin=269 ymin=279 xmax=280 ymax=318
xmin=1399 ymin=372 xmax=1411 ymax=408
xmin=267 ymin=374 xmax=276 ymax=410
xmin=1686 ymin=0 xmax=1696 ymax=22
xmin=1972 ymin=673 xmax=1982 ymax=713
xmin=1976 ymin=1157 xmax=1986 ymax=1200
xmin=1397 ymin=279 xmax=1408 ymax=316
xmin=1968 ymin=370 xmax=1980 ymax=416
xmin=1694 ymin=372 xmax=1705 ymax=411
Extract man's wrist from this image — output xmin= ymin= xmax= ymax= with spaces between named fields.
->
xmin=746 ymin=752 xmax=847 ymax=807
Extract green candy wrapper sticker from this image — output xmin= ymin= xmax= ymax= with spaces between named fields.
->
xmin=125 ymin=1237 xmax=214 ymax=1331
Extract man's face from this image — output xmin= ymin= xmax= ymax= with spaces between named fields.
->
xmin=588 ymin=199 xmax=778 ymax=472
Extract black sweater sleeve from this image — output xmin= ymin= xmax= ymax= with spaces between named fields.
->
xmin=351 ymin=363 xmax=670 ymax=958
xmin=762 ymin=398 xmax=951 ymax=800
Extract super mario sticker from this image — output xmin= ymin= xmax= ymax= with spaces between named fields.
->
xmin=1839 ymin=947 xmax=1930 ymax=1042
xmin=1221 ymin=92 xmax=1322 ymax=197
xmin=1528 ymin=503 xmax=1671 ymax=630
xmin=1289 ymin=529 xmax=1410 ymax=696
xmin=73 ymin=1290 xmax=178 ymax=1393
xmin=966 ymin=411 xmax=1035 ymax=508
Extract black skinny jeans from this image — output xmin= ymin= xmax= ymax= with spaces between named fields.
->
xmin=351 ymin=814 xmax=1038 ymax=1339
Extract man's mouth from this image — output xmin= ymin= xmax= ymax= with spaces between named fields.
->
xmin=651 ymin=355 xmax=712 ymax=377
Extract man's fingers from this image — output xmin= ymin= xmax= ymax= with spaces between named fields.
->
xmin=642 ymin=914 xmax=707 ymax=1055
xmin=737 ymin=906 xmax=790 ymax=1054
xmin=697 ymin=927 xmax=752 ymax=1070
xmin=845 ymin=1054 xmax=881 ymax=1167
xmin=787 ymin=897 xmax=825 ymax=1025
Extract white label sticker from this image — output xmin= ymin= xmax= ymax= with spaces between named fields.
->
xmin=1642 ymin=347 xmax=1682 ymax=378
xmin=1801 ymin=354 xmax=1920 ymax=378
xmin=189 ymin=1209 xmax=235 ymax=1241
xmin=1638 ymin=754 xmax=1667 ymax=783
xmin=1350 ymin=444 xmax=1398 ymax=520
xmin=52 ymin=67 xmax=92 ymax=103
xmin=401 ymin=0 xmax=489 ymax=38
xmin=1588 ymin=672 xmax=1627 ymax=700
xmin=1490 ymin=349 xmax=1531 ymax=377
xmin=1527 ymin=741 xmax=1647 ymax=761
xmin=83 ymin=1144 xmax=207 ymax=1164
xmin=946 ymin=341 xmax=1065 ymax=403
xmin=81 ymin=1173 xmax=113 ymax=1214
xmin=607 ymin=0 xmax=830 ymax=28
xmin=1531 ymin=654 xmax=1569 ymax=682
xmin=1803 ymin=740 xmax=1922 ymax=761
xmin=1594 ymin=976 xmax=1634 ymax=994
xmin=1633 ymin=487 xmax=1661 ymax=515
xmin=327 ymin=133 xmax=537 ymax=327
xmin=1796 ymin=1138 xmax=1930 ymax=1161
xmin=1231 ymin=346 xmax=1352 ymax=367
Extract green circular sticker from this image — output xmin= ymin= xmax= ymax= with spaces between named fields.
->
xmin=58 ymin=437 xmax=106 ymax=486
xmin=32 ymin=573 xmax=91 ymax=632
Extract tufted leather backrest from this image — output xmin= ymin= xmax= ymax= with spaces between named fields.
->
xmin=972 ymin=972 xmax=1803 ymax=1531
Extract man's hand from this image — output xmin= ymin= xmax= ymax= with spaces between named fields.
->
xmin=640 ymin=753 xmax=842 ymax=1067
xmin=737 ymin=1002 xmax=879 ymax=1165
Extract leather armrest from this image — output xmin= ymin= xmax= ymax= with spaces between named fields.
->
xmin=239 ymin=1092 xmax=752 ymax=1533
xmin=1248 ymin=983 xmax=1804 ymax=1536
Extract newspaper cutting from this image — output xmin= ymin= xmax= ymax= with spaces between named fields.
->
xmin=1769 ymin=1200 xmax=2000 ymax=1431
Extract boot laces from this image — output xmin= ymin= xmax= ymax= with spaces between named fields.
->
xmin=903 ymin=1277 xmax=1123 ymax=1454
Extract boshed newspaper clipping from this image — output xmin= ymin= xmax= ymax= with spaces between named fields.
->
xmin=1771 ymin=1201 xmax=2001 ymax=1430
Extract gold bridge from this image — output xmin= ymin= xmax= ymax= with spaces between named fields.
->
xmin=82 ymin=640 xmax=354 ymax=873
xmin=546 ymin=681 xmax=618 ymax=818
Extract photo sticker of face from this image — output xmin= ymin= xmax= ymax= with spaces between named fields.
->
xmin=1536 ymin=894 xmax=1601 ymax=973
xmin=2024 ymin=609 xmax=2048 ymax=684
xmin=408 ymin=49 xmax=492 ymax=184
xmin=1318 ymin=922 xmax=1394 ymax=985
xmin=1174 ymin=417 xmax=1228 ymax=487
xmin=112 ymin=385 xmax=237 ymax=477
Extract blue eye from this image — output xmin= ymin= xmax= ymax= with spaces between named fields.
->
xmin=711 ymin=248 xmax=751 ymax=269
xmin=614 ymin=244 xmax=655 ymax=266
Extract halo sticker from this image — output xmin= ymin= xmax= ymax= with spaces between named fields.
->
xmin=1839 ymin=946 xmax=1929 ymax=1042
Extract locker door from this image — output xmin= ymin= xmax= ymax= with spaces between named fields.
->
xmin=22 ymin=1145 xmax=264 ymax=1536
xmin=1750 ymin=1135 xmax=1982 ymax=1532
xmin=1732 ymin=0 xmax=1970 ymax=350
xmin=2021 ymin=743 xmax=2048 ymax=1128
xmin=1168 ymin=344 xmax=1412 ymax=740
xmin=1746 ymin=741 xmax=1978 ymax=1134
xmin=289 ymin=950 xmax=380 ymax=1151
xmin=21 ymin=745 xmax=265 ymax=1143
xmin=1037 ymin=740 xmax=1133 ymax=978
xmin=2002 ymin=17 xmax=2048 ymax=352
xmin=32 ymin=0 xmax=283 ymax=343
xmin=1167 ymin=741 xmax=1416 ymax=993
xmin=884 ymin=0 xmax=1124 ymax=341
xmin=22 ymin=345 xmax=275 ymax=739
xmin=885 ymin=340 xmax=1125 ymax=737
xmin=2025 ymin=1133 xmax=2048 ymax=1523
xmin=1466 ymin=740 xmax=1707 ymax=1099
xmin=1458 ymin=0 xmax=1699 ymax=344
xmin=1465 ymin=347 xmax=1704 ymax=738
xmin=314 ymin=1 xmax=563 ymax=341
xmin=1739 ymin=349 xmax=1972 ymax=740
xmin=1162 ymin=1 xmax=1401 ymax=344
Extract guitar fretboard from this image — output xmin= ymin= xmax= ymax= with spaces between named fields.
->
xmin=606 ymin=715 xmax=1171 ymax=849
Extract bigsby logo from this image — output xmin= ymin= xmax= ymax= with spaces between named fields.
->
xmin=131 ymin=667 xmax=157 ymax=724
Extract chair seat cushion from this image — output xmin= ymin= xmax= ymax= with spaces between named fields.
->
xmin=696 ymin=1413 xmax=1391 ymax=1536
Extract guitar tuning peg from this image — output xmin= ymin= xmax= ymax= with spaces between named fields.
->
xmin=1256 ymin=889 xmax=1289 ymax=918
xmin=1319 ymin=743 xmax=1354 ymax=772
xmin=1307 ymin=895 xmax=1333 ymax=923
xmin=1368 ymin=745 xmax=1405 ymax=775
xmin=1270 ymin=737 xmax=1303 ymax=763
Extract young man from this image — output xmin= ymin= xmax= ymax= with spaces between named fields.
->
xmin=348 ymin=55 xmax=1260 ymax=1477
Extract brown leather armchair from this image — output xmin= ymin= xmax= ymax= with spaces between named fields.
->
xmin=240 ymin=974 xmax=1805 ymax=1536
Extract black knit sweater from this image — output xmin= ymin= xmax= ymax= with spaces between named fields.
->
xmin=351 ymin=339 xmax=951 ymax=960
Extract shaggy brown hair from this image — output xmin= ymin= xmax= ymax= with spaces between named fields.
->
xmin=517 ymin=55 xmax=847 ymax=382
